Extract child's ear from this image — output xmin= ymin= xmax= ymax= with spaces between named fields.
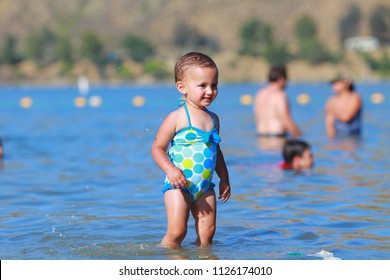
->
xmin=176 ymin=81 xmax=186 ymax=95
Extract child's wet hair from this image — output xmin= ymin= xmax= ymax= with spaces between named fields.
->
xmin=282 ymin=139 xmax=310 ymax=164
xmin=174 ymin=52 xmax=218 ymax=82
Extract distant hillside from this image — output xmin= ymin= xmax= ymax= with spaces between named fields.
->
xmin=0 ymin=0 xmax=389 ymax=84
xmin=1 ymin=0 xmax=388 ymax=50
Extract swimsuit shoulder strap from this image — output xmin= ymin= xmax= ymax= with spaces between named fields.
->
xmin=183 ymin=102 xmax=217 ymax=130
xmin=205 ymin=108 xmax=218 ymax=128
xmin=183 ymin=103 xmax=192 ymax=127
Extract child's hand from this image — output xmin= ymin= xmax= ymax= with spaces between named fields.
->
xmin=218 ymin=180 xmax=231 ymax=203
xmin=167 ymin=167 xmax=187 ymax=189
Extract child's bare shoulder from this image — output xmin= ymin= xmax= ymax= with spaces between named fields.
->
xmin=165 ymin=107 xmax=187 ymax=131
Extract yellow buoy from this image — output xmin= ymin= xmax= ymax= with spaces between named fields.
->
xmin=89 ymin=95 xmax=103 ymax=107
xmin=132 ymin=96 xmax=146 ymax=107
xmin=297 ymin=93 xmax=310 ymax=105
xmin=20 ymin=97 xmax=33 ymax=108
xmin=240 ymin=94 xmax=253 ymax=105
xmin=370 ymin=92 xmax=384 ymax=104
xmin=74 ymin=96 xmax=87 ymax=108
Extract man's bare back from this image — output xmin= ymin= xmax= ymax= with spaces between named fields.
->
xmin=254 ymin=74 xmax=301 ymax=138
xmin=254 ymin=85 xmax=289 ymax=135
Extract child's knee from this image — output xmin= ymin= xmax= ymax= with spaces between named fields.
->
xmin=168 ymin=227 xmax=187 ymax=241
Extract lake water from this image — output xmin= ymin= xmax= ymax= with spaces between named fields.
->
xmin=0 ymin=82 xmax=389 ymax=260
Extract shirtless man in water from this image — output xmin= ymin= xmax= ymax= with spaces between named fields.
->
xmin=325 ymin=77 xmax=362 ymax=138
xmin=254 ymin=65 xmax=302 ymax=137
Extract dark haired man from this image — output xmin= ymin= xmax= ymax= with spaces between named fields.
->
xmin=254 ymin=65 xmax=302 ymax=138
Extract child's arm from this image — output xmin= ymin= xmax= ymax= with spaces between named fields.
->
xmin=151 ymin=112 xmax=187 ymax=188
xmin=215 ymin=146 xmax=231 ymax=203
xmin=213 ymin=112 xmax=231 ymax=203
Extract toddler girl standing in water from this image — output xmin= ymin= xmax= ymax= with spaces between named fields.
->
xmin=151 ymin=52 xmax=231 ymax=247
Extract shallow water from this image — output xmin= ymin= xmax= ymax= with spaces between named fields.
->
xmin=0 ymin=83 xmax=389 ymax=260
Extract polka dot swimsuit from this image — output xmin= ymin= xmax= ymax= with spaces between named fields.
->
xmin=163 ymin=103 xmax=221 ymax=202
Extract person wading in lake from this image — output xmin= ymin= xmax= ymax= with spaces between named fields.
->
xmin=254 ymin=65 xmax=302 ymax=138
xmin=325 ymin=77 xmax=362 ymax=138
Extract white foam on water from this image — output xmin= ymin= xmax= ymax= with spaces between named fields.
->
xmin=308 ymin=250 xmax=341 ymax=260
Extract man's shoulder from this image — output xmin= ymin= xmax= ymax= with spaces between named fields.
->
xmin=255 ymin=87 xmax=267 ymax=96
xmin=272 ymin=89 xmax=287 ymax=100
xmin=325 ymin=96 xmax=336 ymax=110
xmin=257 ymin=86 xmax=285 ymax=96
xmin=352 ymin=92 xmax=362 ymax=100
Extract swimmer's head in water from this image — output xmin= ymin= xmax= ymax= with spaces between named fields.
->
xmin=282 ymin=139 xmax=314 ymax=170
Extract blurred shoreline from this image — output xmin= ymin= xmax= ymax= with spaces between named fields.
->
xmin=0 ymin=51 xmax=388 ymax=86
xmin=1 ymin=0 xmax=389 ymax=85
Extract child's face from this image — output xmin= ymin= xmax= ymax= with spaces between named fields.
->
xmin=298 ymin=148 xmax=314 ymax=169
xmin=177 ymin=66 xmax=218 ymax=108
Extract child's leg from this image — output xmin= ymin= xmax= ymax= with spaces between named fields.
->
xmin=161 ymin=189 xmax=191 ymax=247
xmin=191 ymin=189 xmax=217 ymax=246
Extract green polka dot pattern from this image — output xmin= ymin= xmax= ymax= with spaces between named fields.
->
xmin=164 ymin=127 xmax=220 ymax=202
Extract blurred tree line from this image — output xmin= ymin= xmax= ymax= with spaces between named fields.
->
xmin=239 ymin=3 xmax=390 ymax=74
xmin=0 ymin=3 xmax=389 ymax=80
